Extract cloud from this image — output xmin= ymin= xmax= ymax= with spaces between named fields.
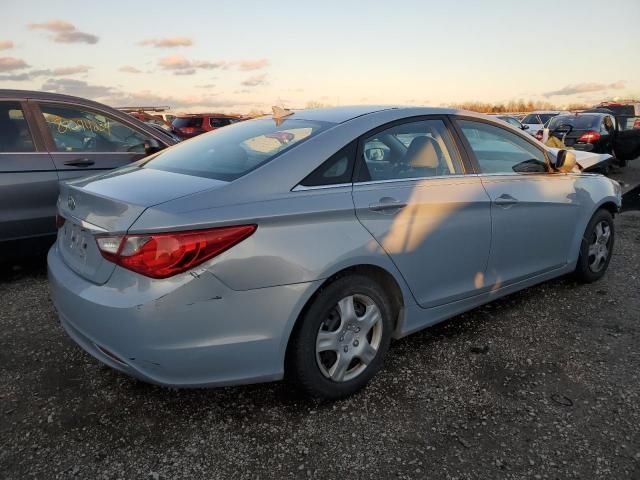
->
xmin=0 ymin=64 xmax=90 ymax=81
xmin=236 ymin=59 xmax=269 ymax=71
xmin=41 ymin=78 xmax=114 ymax=97
xmin=0 ymin=72 xmax=31 ymax=81
xmin=28 ymin=20 xmax=98 ymax=44
xmin=544 ymin=81 xmax=626 ymax=97
xmin=158 ymin=55 xmax=227 ymax=74
xmin=241 ymin=73 xmax=267 ymax=87
xmin=119 ymin=65 xmax=143 ymax=74
xmin=196 ymin=84 xmax=216 ymax=89
xmin=38 ymin=78 xmax=254 ymax=111
xmin=43 ymin=65 xmax=91 ymax=76
xmin=28 ymin=20 xmax=75 ymax=32
xmin=0 ymin=57 xmax=29 ymax=71
xmin=0 ymin=40 xmax=14 ymax=50
xmin=140 ymin=37 xmax=192 ymax=48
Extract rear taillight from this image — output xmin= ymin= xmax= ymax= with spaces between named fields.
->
xmin=578 ymin=131 xmax=600 ymax=143
xmin=96 ymin=225 xmax=256 ymax=279
xmin=535 ymin=130 xmax=543 ymax=141
xmin=55 ymin=214 xmax=66 ymax=229
xmin=180 ymin=127 xmax=194 ymax=134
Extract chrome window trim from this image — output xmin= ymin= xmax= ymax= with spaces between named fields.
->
xmin=292 ymin=182 xmax=352 ymax=192
xmin=354 ymin=173 xmax=478 ymax=187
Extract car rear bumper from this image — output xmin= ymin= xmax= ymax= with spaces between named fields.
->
xmin=48 ymin=244 xmax=319 ymax=388
xmin=573 ymin=143 xmax=595 ymax=152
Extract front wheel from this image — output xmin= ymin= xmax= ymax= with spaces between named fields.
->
xmin=287 ymin=274 xmax=394 ymax=400
xmin=574 ymin=209 xmax=615 ymax=283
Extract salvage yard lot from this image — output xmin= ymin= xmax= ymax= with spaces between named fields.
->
xmin=1 ymin=166 xmax=640 ymax=480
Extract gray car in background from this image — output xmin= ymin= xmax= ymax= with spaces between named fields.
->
xmin=0 ymin=90 xmax=176 ymax=260
xmin=48 ymin=106 xmax=621 ymax=399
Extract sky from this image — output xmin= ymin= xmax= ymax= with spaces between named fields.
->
xmin=1 ymin=0 xmax=639 ymax=114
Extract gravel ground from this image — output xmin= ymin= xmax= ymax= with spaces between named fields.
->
xmin=1 ymin=165 xmax=639 ymax=480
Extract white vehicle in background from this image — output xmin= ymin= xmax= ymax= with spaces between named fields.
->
xmin=521 ymin=111 xmax=566 ymax=137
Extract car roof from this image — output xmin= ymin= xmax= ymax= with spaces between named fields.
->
xmin=267 ymin=105 xmax=464 ymax=124
xmin=0 ymin=89 xmax=116 ymax=110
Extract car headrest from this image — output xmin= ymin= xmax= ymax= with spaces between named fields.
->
xmin=404 ymin=136 xmax=440 ymax=169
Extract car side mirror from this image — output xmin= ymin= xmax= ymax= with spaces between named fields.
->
xmin=522 ymin=124 xmax=529 ymax=130
xmin=365 ymin=147 xmax=385 ymax=162
xmin=553 ymin=149 xmax=577 ymax=173
xmin=144 ymin=138 xmax=164 ymax=156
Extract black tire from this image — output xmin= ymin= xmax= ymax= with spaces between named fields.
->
xmin=574 ymin=209 xmax=615 ymax=283
xmin=287 ymin=274 xmax=394 ymax=400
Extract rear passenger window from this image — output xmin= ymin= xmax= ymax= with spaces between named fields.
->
xmin=39 ymin=104 xmax=148 ymax=153
xmin=356 ymin=119 xmax=463 ymax=182
xmin=457 ymin=120 xmax=548 ymax=174
xmin=300 ymin=142 xmax=356 ymax=187
xmin=0 ymin=102 xmax=35 ymax=152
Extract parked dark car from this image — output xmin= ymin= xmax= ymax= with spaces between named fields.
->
xmin=496 ymin=115 xmax=529 ymax=131
xmin=0 ymin=90 xmax=177 ymax=259
xmin=546 ymin=113 xmax=640 ymax=167
xmin=172 ymin=113 xmax=242 ymax=138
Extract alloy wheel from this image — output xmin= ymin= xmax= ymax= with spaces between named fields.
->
xmin=587 ymin=220 xmax=611 ymax=273
xmin=315 ymin=294 xmax=383 ymax=382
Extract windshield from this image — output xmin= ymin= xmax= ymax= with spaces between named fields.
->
xmin=144 ymin=117 xmax=333 ymax=181
xmin=522 ymin=114 xmax=539 ymax=124
xmin=548 ymin=115 xmax=600 ymax=131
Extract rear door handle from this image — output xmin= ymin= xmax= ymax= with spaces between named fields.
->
xmin=494 ymin=193 xmax=518 ymax=206
xmin=63 ymin=158 xmax=95 ymax=167
xmin=369 ymin=197 xmax=407 ymax=212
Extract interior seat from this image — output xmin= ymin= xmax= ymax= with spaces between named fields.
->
xmin=397 ymin=136 xmax=444 ymax=177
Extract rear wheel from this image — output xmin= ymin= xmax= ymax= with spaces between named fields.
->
xmin=574 ymin=209 xmax=615 ymax=283
xmin=287 ymin=274 xmax=394 ymax=399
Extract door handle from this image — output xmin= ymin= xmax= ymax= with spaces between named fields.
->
xmin=369 ymin=197 xmax=407 ymax=212
xmin=494 ymin=194 xmax=518 ymax=206
xmin=63 ymin=158 xmax=95 ymax=167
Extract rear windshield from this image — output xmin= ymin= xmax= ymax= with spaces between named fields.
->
xmin=548 ymin=115 xmax=600 ymax=130
xmin=522 ymin=114 xmax=539 ymax=124
xmin=144 ymin=117 xmax=333 ymax=181
xmin=173 ymin=117 xmax=203 ymax=128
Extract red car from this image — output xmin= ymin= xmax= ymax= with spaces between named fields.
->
xmin=172 ymin=114 xmax=242 ymax=138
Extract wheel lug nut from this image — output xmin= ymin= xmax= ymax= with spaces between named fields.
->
xmin=355 ymin=327 xmax=360 ymax=333
xmin=344 ymin=346 xmax=348 ymax=353
xmin=353 ymin=340 xmax=359 ymax=347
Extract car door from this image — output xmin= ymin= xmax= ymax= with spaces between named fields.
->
xmin=454 ymin=118 xmax=580 ymax=289
xmin=0 ymin=99 xmax=60 ymax=243
xmin=32 ymin=101 xmax=157 ymax=182
xmin=352 ymin=117 xmax=492 ymax=308
xmin=612 ymin=115 xmax=640 ymax=161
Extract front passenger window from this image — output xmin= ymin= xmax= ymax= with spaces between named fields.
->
xmin=457 ymin=120 xmax=548 ymax=174
xmin=39 ymin=104 xmax=148 ymax=153
xmin=0 ymin=102 xmax=35 ymax=153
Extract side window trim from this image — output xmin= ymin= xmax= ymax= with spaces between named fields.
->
xmin=450 ymin=115 xmax=551 ymax=175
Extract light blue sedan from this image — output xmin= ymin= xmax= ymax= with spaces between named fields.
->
xmin=48 ymin=106 xmax=622 ymax=399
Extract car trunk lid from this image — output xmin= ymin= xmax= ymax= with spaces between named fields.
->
xmin=56 ymin=166 xmax=227 ymax=284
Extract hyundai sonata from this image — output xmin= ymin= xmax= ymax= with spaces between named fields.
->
xmin=48 ymin=106 xmax=621 ymax=399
